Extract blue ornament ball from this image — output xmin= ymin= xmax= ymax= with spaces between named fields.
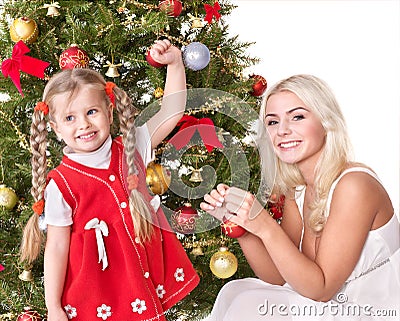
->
xmin=183 ymin=42 xmax=210 ymax=71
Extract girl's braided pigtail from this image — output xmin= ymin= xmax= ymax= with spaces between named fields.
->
xmin=111 ymin=84 xmax=154 ymax=242
xmin=125 ymin=126 xmax=154 ymax=242
xmin=20 ymin=102 xmax=49 ymax=263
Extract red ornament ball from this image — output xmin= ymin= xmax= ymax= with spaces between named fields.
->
xmin=159 ymin=0 xmax=183 ymax=17
xmin=59 ymin=44 xmax=90 ymax=70
xmin=17 ymin=307 xmax=42 ymax=321
xmin=221 ymin=216 xmax=247 ymax=238
xmin=250 ymin=74 xmax=268 ymax=97
xmin=171 ymin=203 xmax=199 ymax=234
xmin=145 ymin=49 xmax=166 ymax=68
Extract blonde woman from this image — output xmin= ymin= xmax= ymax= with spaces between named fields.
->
xmin=202 ymin=74 xmax=399 ymax=320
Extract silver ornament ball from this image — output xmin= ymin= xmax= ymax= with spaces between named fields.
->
xmin=183 ymin=42 xmax=210 ymax=71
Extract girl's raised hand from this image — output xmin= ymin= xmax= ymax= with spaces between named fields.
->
xmin=149 ymin=39 xmax=182 ymax=66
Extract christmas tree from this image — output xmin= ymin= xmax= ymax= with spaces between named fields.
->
xmin=0 ymin=1 xmax=276 ymax=320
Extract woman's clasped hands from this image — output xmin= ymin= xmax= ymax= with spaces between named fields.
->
xmin=200 ymin=184 xmax=272 ymax=238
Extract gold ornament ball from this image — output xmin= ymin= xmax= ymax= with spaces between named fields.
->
xmin=209 ymin=247 xmax=238 ymax=279
xmin=0 ymin=184 xmax=18 ymax=210
xmin=10 ymin=17 xmax=39 ymax=44
xmin=146 ymin=161 xmax=171 ymax=195
xmin=154 ymin=87 xmax=164 ymax=99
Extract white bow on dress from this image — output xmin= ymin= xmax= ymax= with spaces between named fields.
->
xmin=84 ymin=218 xmax=109 ymax=271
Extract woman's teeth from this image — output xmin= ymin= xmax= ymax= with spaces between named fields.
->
xmin=280 ymin=141 xmax=300 ymax=148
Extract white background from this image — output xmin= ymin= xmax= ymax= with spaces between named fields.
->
xmin=227 ymin=0 xmax=399 ymax=214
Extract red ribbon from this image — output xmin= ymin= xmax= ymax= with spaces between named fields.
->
xmin=169 ymin=115 xmax=223 ymax=152
xmin=204 ymin=1 xmax=221 ymax=24
xmin=1 ymin=40 xmax=50 ymax=96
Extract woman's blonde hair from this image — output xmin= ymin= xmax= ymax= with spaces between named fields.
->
xmin=259 ymin=74 xmax=353 ymax=233
xmin=20 ymin=68 xmax=154 ymax=264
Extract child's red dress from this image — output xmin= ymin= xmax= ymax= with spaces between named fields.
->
xmin=47 ymin=137 xmax=199 ymax=320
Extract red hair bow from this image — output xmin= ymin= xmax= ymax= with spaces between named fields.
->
xmin=32 ymin=199 xmax=45 ymax=215
xmin=127 ymin=174 xmax=139 ymax=190
xmin=34 ymin=101 xmax=49 ymax=115
xmin=105 ymin=82 xmax=116 ymax=106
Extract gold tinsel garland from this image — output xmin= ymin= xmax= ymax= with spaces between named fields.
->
xmin=0 ymin=110 xmax=30 ymax=151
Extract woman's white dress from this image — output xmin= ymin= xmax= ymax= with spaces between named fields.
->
xmin=207 ymin=167 xmax=400 ymax=320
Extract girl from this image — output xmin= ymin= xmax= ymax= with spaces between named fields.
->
xmin=201 ymin=74 xmax=399 ymax=320
xmin=20 ymin=40 xmax=199 ymax=321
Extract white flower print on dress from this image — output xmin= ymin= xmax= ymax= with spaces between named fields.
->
xmin=97 ymin=304 xmax=112 ymax=320
xmin=64 ymin=304 xmax=77 ymax=319
xmin=174 ymin=267 xmax=185 ymax=282
xmin=131 ymin=298 xmax=147 ymax=314
xmin=156 ymin=284 xmax=166 ymax=298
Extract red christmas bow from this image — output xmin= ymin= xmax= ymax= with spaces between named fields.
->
xmin=169 ymin=115 xmax=223 ymax=152
xmin=204 ymin=1 xmax=221 ymax=24
xmin=1 ymin=40 xmax=50 ymax=96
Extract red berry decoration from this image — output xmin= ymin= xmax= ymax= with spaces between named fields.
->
xmin=59 ymin=44 xmax=89 ymax=70
xmin=268 ymin=194 xmax=285 ymax=220
xmin=171 ymin=203 xmax=199 ymax=234
xmin=250 ymin=74 xmax=268 ymax=97
xmin=159 ymin=0 xmax=183 ymax=17
xmin=17 ymin=307 xmax=42 ymax=321
xmin=221 ymin=216 xmax=247 ymax=238
xmin=145 ymin=49 xmax=166 ymax=68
